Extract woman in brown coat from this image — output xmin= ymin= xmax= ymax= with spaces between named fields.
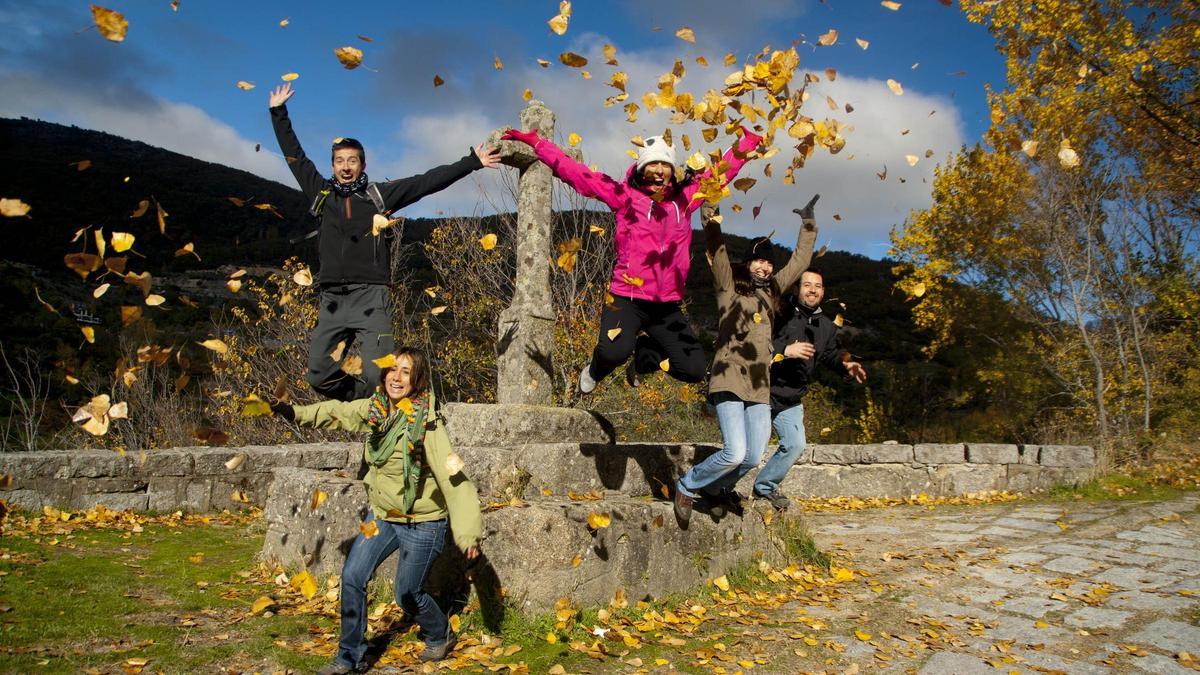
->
xmin=674 ymin=197 xmax=819 ymax=526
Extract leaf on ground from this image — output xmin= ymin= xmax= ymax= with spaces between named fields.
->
xmin=713 ymin=575 xmax=730 ymax=591
xmin=250 ymin=596 xmax=275 ymax=615
xmin=586 ymin=512 xmax=611 ymax=529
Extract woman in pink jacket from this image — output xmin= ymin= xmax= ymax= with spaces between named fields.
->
xmin=502 ymin=127 xmax=763 ymax=393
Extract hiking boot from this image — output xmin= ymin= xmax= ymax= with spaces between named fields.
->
xmin=756 ymin=490 xmax=791 ymax=512
xmin=578 ymin=362 xmax=597 ymax=394
xmin=625 ymin=362 xmax=641 ymax=388
xmin=673 ymin=489 xmax=693 ymax=528
xmin=315 ymin=662 xmax=354 ymax=675
xmin=706 ymin=489 xmax=743 ymax=517
xmin=419 ymin=632 xmax=458 ymax=662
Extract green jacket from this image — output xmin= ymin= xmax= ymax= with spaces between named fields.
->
xmin=293 ymin=393 xmax=483 ymax=553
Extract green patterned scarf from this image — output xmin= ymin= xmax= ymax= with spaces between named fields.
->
xmin=364 ymin=389 xmax=430 ymax=514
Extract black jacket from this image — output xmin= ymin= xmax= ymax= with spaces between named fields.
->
xmin=769 ymin=296 xmax=847 ymax=413
xmin=271 ymin=105 xmax=483 ymax=286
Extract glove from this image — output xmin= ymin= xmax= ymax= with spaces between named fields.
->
xmin=500 ymin=128 xmax=541 ymax=146
xmin=700 ymin=203 xmax=721 ymax=224
xmin=792 ymin=194 xmax=820 ymax=230
xmin=739 ymin=125 xmax=763 ymax=146
xmin=270 ymin=402 xmax=295 ymax=422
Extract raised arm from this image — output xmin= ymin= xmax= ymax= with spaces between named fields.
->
xmin=502 ymin=129 xmax=626 ymax=211
xmin=268 ymin=84 xmax=327 ymax=200
xmin=376 ymin=144 xmax=499 ymax=214
xmin=774 ymin=194 xmax=820 ymax=293
xmin=683 ymin=127 xmax=763 ymax=214
xmin=701 ymin=204 xmax=733 ymax=292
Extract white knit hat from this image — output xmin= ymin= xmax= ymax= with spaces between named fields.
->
xmin=636 ymin=136 xmax=676 ymax=171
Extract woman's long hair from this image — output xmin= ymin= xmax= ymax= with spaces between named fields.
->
xmin=731 ymin=263 xmax=782 ymax=313
xmin=376 ymin=345 xmax=431 ymax=396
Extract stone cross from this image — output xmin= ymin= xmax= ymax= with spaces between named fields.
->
xmin=487 ymin=100 xmax=572 ymax=406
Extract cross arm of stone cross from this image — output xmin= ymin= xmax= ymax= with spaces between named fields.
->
xmin=485 ymin=128 xmax=584 ymax=170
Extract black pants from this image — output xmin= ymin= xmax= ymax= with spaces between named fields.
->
xmin=307 ymin=284 xmax=395 ymax=401
xmin=589 ymin=295 xmax=706 ymax=384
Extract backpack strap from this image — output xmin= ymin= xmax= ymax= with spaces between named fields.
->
xmin=366 ymin=183 xmax=387 ymax=215
xmin=309 ymin=188 xmax=331 ymax=218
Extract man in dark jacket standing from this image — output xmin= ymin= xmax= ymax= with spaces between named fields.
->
xmin=268 ymin=83 xmax=500 ymax=400
xmin=753 ymin=268 xmax=867 ymax=510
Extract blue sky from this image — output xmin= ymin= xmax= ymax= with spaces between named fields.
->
xmin=1 ymin=0 xmax=1006 ymax=257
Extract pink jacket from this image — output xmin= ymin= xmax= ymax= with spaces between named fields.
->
xmin=531 ymin=131 xmax=762 ymax=302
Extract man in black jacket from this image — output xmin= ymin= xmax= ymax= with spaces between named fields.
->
xmin=753 ymin=268 xmax=867 ymax=510
xmin=268 ymin=83 xmax=500 ymax=400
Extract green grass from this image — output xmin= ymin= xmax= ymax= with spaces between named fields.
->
xmin=0 ymin=520 xmax=330 ymax=673
xmin=1044 ymin=471 xmax=1185 ymax=503
xmin=770 ymin=512 xmax=831 ymax=570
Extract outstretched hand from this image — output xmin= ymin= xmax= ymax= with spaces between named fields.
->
xmin=792 ymin=194 xmax=820 ymax=230
xmin=474 ymin=144 xmax=502 ymax=169
xmin=269 ymin=83 xmax=294 ymax=108
xmin=500 ymin=128 xmax=541 ymax=146
xmin=701 ymin=203 xmax=720 ymax=224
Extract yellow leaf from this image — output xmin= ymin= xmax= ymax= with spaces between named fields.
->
xmin=773 ymin=353 xmax=784 ymax=362
xmin=281 ymin=72 xmax=299 ymax=82
xmin=905 ymin=154 xmax=919 ymax=167
xmin=830 ymin=566 xmax=855 ymax=582
xmin=1058 ymin=139 xmax=1080 ymax=168
xmin=81 ymin=326 xmax=95 ymax=343
xmin=603 ymin=43 xmax=617 ymax=65
xmin=911 ymin=282 xmax=926 ymax=298
xmin=445 ymin=452 xmax=465 ymax=475
xmin=887 ymin=79 xmax=904 ymax=95
xmin=241 ymin=396 xmax=272 ymax=418
xmin=226 ymin=279 xmax=242 ymax=293
xmin=359 ymin=520 xmax=379 ymax=539
xmin=622 ymin=273 xmax=644 ymax=288
xmin=713 ymin=575 xmax=730 ymax=591
xmin=310 ymin=489 xmax=327 ymax=510
xmin=560 ymin=51 xmax=587 ymax=68
xmin=121 ymin=306 xmax=142 ymax=325
xmin=522 ymin=88 xmax=532 ymax=101
xmin=479 ymin=233 xmax=498 ymax=250
xmin=91 ymin=4 xmax=128 ymax=42
xmin=753 ymin=312 xmax=763 ymax=323
xmin=236 ymin=80 xmax=255 ymax=91
xmin=589 ymin=224 xmax=605 ymax=236
xmin=291 ymin=570 xmax=318 ymax=599
xmin=279 ymin=17 xmax=289 ymax=27
xmin=1034 ymin=620 xmax=1050 ymax=628
xmin=448 ymin=614 xmax=461 ymax=632
xmin=331 ymin=46 xmax=363 ymax=70
xmin=144 ymin=294 xmax=165 ymax=306
xmin=341 ymin=354 xmax=363 ymax=375
xmin=546 ymin=632 xmax=558 ymax=644
xmin=856 ymin=37 xmax=869 ymax=49
xmin=433 ymin=74 xmax=444 ymax=87
xmin=675 ymin=26 xmax=695 ymax=43
xmin=833 ymin=313 xmax=844 ymax=327
xmin=881 ymin=0 xmax=901 ymax=9
xmin=372 ymin=353 xmax=397 ymax=369
xmin=817 ymin=29 xmax=838 ymax=46
xmin=607 ymin=327 xmax=622 ymax=341
xmin=250 ymin=596 xmax=274 ymax=615
xmin=1021 ymin=140 xmax=1039 ymax=157
xmin=586 ymin=512 xmax=611 ymax=529
xmin=291 ymin=268 xmax=313 ymax=286
xmin=0 ymin=198 xmax=31 ymax=217
xmin=396 ymin=398 xmax=414 ymax=415
xmin=493 ymin=55 xmax=503 ymax=70
xmin=659 ymin=359 xmax=670 ymax=372
xmin=430 ymin=305 xmax=448 ymax=315
xmin=93 ymin=283 xmax=111 ymax=299
xmin=571 ymin=554 xmax=582 ymax=567
xmin=224 ymin=454 xmax=245 ymax=471
xmin=568 ymin=132 xmax=582 ymax=147
xmin=548 ymin=666 xmax=567 ymax=675
xmin=855 ymin=629 xmax=872 ymax=641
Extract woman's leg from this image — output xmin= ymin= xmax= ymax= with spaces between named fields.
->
xmin=754 ymin=404 xmax=806 ymax=497
xmin=336 ymin=513 xmax=400 ymax=669
xmin=712 ymin=401 xmax=772 ymax=491
xmin=640 ymin=303 xmax=706 ymax=383
xmin=588 ymin=296 xmax=646 ymax=383
xmin=678 ymin=394 xmax=749 ymax=498
xmin=392 ymin=520 xmax=450 ymax=646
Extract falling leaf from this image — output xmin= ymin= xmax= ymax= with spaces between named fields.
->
xmin=81 ymin=326 xmax=95 ymax=344
xmin=194 ymin=427 xmax=229 ymax=445
xmin=622 ymin=273 xmax=645 ymax=288
xmin=833 ymin=314 xmax=844 ymax=327
xmin=1057 ymin=139 xmax=1080 ymax=168
xmin=1021 ymin=140 xmax=1039 ymax=157
xmin=236 ymin=80 xmax=255 ymax=91
xmin=310 ymin=489 xmax=327 ymax=510
xmin=430 ymin=306 xmax=448 ymax=315
xmin=881 ymin=0 xmax=901 ymax=9
xmin=911 ymin=282 xmax=926 ymax=298
xmin=155 ymin=199 xmax=168 ymax=234
xmin=291 ymin=571 xmax=318 ymax=599
xmin=292 ymin=268 xmax=313 ymax=286
xmin=226 ymin=279 xmax=242 ymax=293
xmin=536 ymin=58 xmax=550 ymax=68
xmin=568 ymin=132 xmax=582 ymax=147
xmin=493 ymin=55 xmax=504 ymax=70
xmin=329 ymin=340 xmax=347 ymax=361
xmin=278 ymin=17 xmax=289 ymax=27
xmin=0 ymin=198 xmax=31 ymax=217
xmin=607 ymin=327 xmax=622 ymax=341
xmin=675 ymin=26 xmax=695 ymax=43
xmin=250 ymin=596 xmax=274 ymax=615
xmin=359 ymin=520 xmax=379 ymax=539
xmin=589 ymin=225 xmax=605 ymax=236
xmin=93 ymin=283 xmax=111 ymax=299
xmin=659 ymin=359 xmax=670 ymax=372
xmin=333 ymin=46 xmax=363 ymax=70
xmin=733 ymin=177 xmax=756 ymax=192
xmin=144 ymin=294 xmax=165 ymax=306
xmin=281 ymin=72 xmax=299 ymax=82
xmin=586 ymin=512 xmax=611 ymax=529
xmin=111 ymin=232 xmax=135 ymax=253
xmin=91 ymin=5 xmax=128 ymax=42
xmin=479 ymin=233 xmax=498 ymax=250
xmin=433 ymin=74 xmax=444 ymax=87
xmin=341 ymin=355 xmax=363 ymax=375
xmin=372 ymin=353 xmax=397 ymax=369
xmin=120 ymin=306 xmax=142 ymax=325
xmin=446 ymin=452 xmax=465 ymax=475
xmin=905 ymin=154 xmax=919 ymax=167
xmin=64 ymin=253 xmax=102 ymax=279
xmin=224 ymin=454 xmax=245 ymax=471
xmin=241 ymin=395 xmax=271 ymax=417
xmin=886 ymin=79 xmax=904 ymax=95
xmin=773 ymin=353 xmax=784 ymax=362
xmin=603 ymin=43 xmax=617 ymax=65
xmin=817 ymin=29 xmax=838 ymax=46
xmin=522 ymin=88 xmax=532 ymax=101
xmin=199 ymin=338 xmax=228 ymax=355
xmin=560 ymin=52 xmax=587 ymax=68
xmin=548 ymin=1 xmax=571 ymax=35
xmin=876 ymin=164 xmax=888 ymax=181
xmin=713 ymin=575 xmax=730 ymax=591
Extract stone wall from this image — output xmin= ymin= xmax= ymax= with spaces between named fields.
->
xmin=0 ymin=440 xmax=1094 ymax=513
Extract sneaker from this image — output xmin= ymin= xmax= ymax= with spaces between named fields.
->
xmin=316 ymin=662 xmax=354 ymax=675
xmin=755 ymin=490 xmax=791 ymax=512
xmin=673 ymin=489 xmax=693 ymax=528
xmin=578 ymin=362 xmax=597 ymax=394
xmin=625 ymin=362 xmax=641 ymax=388
xmin=706 ymin=489 xmax=743 ymax=517
xmin=419 ymin=631 xmax=458 ymax=662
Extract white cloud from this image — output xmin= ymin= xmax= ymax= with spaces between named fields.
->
xmin=0 ymin=70 xmax=294 ymax=186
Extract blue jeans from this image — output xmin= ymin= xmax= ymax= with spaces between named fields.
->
xmin=678 ymin=393 xmax=771 ymax=498
xmin=754 ymin=403 xmax=806 ymax=497
xmin=334 ymin=515 xmax=448 ymax=669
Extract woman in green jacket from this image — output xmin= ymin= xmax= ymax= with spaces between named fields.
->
xmin=273 ymin=347 xmax=482 ymax=671
xmin=673 ymin=198 xmax=819 ymax=526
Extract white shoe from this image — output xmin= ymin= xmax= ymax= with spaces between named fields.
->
xmin=579 ymin=362 xmax=597 ymax=394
